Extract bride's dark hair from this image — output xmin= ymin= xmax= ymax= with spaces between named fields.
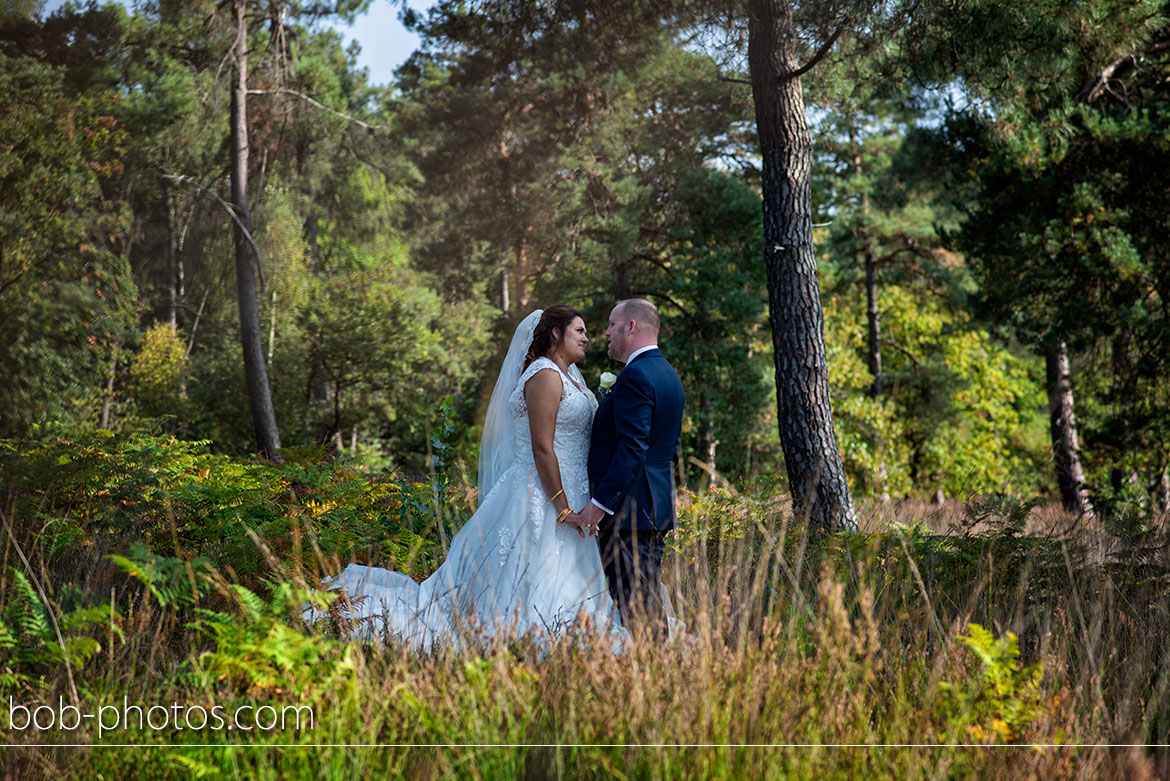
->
xmin=524 ymin=305 xmax=583 ymax=368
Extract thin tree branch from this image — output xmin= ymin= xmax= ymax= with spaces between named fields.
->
xmin=688 ymin=456 xmax=733 ymax=489
xmin=161 ymin=169 xmax=267 ymax=295
xmin=718 ymin=76 xmax=753 ymax=85
xmin=631 ymin=252 xmax=671 ymax=273
xmin=632 ymin=289 xmax=691 ymax=318
xmin=787 ymin=22 xmax=847 ymax=81
xmin=1077 ymin=38 xmax=1170 ymax=103
xmin=187 ymin=286 xmax=211 ymax=357
xmin=874 ymin=243 xmax=934 ymax=266
xmin=247 ymin=88 xmax=390 ymax=131
xmin=880 ymin=337 xmax=921 ymax=367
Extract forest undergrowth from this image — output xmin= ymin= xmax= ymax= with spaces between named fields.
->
xmin=0 ymin=430 xmax=1167 ymax=778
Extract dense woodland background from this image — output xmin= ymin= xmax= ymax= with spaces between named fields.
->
xmin=0 ymin=0 xmax=1169 ymax=773
xmin=3 ymin=0 xmax=1168 ymax=519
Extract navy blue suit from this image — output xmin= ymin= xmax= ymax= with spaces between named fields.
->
xmin=588 ymin=347 xmax=684 ymax=635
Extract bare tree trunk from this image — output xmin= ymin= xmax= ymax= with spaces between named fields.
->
xmin=613 ymin=258 xmax=632 ymax=300
xmin=1154 ymin=464 xmax=1170 ymax=515
xmin=514 ymin=232 xmax=530 ymax=311
xmin=100 ymin=355 xmax=116 ymax=429
xmin=501 ymin=267 xmax=511 ymax=315
xmin=1044 ymin=339 xmax=1092 ymax=517
xmin=697 ymin=397 xmax=719 ymax=492
xmin=230 ymin=0 xmax=281 ymax=459
xmin=860 ymin=201 xmax=891 ymax=501
xmin=186 ymin=287 xmax=209 ymax=357
xmin=864 ymin=238 xmax=882 ymax=399
xmin=748 ymin=0 xmax=856 ymax=532
xmin=166 ymin=187 xmax=179 ymax=329
xmin=303 ymin=205 xmax=333 ymax=443
xmin=849 ymin=136 xmax=882 ymax=399
xmin=267 ymin=289 xmax=276 ymax=367
xmin=304 ymin=207 xmax=320 ymax=274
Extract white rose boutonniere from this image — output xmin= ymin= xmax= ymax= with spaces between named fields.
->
xmin=597 ymin=371 xmax=617 ymax=398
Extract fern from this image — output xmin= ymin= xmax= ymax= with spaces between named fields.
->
xmin=0 ymin=617 xmax=15 ymax=650
xmin=231 ymin=585 xmax=266 ymax=622
xmin=6 ymin=570 xmax=50 ymax=642
xmin=192 ymin=582 xmax=348 ymax=698
xmin=937 ymin=622 xmax=1047 ymax=743
xmin=108 ymin=542 xmax=209 ymax=609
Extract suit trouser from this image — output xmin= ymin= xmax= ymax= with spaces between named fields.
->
xmin=598 ymin=526 xmax=668 ymax=640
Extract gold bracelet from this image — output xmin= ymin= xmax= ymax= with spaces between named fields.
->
xmin=549 ymin=488 xmax=564 ymax=504
xmin=556 ymin=507 xmax=573 ymax=524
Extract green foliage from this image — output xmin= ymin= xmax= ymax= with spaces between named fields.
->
xmin=0 ymin=52 xmax=138 ymax=438
xmin=938 ymin=623 xmax=1047 ymax=743
xmin=0 ymin=567 xmax=121 ymax=693
xmin=0 ymin=442 xmax=1167 ymax=774
xmin=5 ymin=0 xmax=1170 ymax=770
xmin=824 ymin=288 xmax=1048 ymax=498
xmin=192 ymin=582 xmax=352 ymax=700
xmin=929 ymin=1 xmax=1170 ymax=508
xmin=653 ymin=169 xmax=774 ymax=484
xmin=108 ymin=542 xmax=209 ymax=610
xmin=0 ymin=430 xmax=448 ymax=583
xmin=128 ymin=324 xmax=190 ymax=420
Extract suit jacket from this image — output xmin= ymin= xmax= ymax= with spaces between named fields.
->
xmin=588 ymin=348 xmax=685 ymax=532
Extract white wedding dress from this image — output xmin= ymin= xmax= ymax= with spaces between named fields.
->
xmin=313 ymin=315 xmax=623 ymax=652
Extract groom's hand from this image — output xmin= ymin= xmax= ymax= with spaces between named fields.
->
xmin=578 ymin=502 xmax=607 ymax=537
xmin=564 ymin=512 xmax=588 ymax=539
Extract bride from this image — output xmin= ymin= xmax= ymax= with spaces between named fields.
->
xmin=312 ymin=306 xmax=622 ymax=650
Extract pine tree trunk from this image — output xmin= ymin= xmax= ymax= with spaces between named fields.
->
xmin=851 ymin=137 xmax=882 ymax=399
xmin=613 ymin=259 xmax=632 ymax=300
xmin=166 ymin=186 xmax=179 ymax=329
xmin=100 ymin=355 xmax=116 ymax=429
xmin=304 ymin=207 xmax=320 ymax=274
xmin=863 ymin=232 xmax=882 ymax=398
xmin=1154 ymin=464 xmax=1170 ymax=514
xmin=1044 ymin=339 xmax=1092 ymax=517
xmin=230 ymin=0 xmax=281 ymax=459
xmin=748 ymin=0 xmax=856 ymax=532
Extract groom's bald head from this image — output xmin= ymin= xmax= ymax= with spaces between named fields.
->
xmin=606 ymin=298 xmax=660 ymax=363
xmin=616 ymin=298 xmax=659 ymax=337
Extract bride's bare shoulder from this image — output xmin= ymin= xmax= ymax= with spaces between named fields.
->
xmin=523 ymin=360 xmax=564 ymax=400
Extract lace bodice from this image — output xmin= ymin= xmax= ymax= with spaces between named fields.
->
xmin=508 ymin=357 xmax=598 ymax=506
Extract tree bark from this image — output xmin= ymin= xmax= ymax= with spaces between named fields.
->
xmin=613 ymin=258 xmax=632 ymax=300
xmin=514 ymin=232 xmax=530 ymax=310
xmin=501 ymin=267 xmax=511 ymax=315
xmin=862 ymin=219 xmax=882 ymax=398
xmin=1044 ymin=339 xmax=1092 ymax=517
xmin=230 ymin=0 xmax=281 ymax=459
xmin=1154 ymin=464 xmax=1170 ymax=514
xmin=100 ymin=355 xmax=116 ymax=429
xmin=166 ymin=186 xmax=179 ymax=329
xmin=748 ymin=0 xmax=857 ymax=532
xmin=304 ymin=206 xmax=320 ymax=274
xmin=848 ymin=133 xmax=883 ymax=399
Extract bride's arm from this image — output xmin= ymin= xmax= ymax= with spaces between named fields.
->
xmin=524 ymin=369 xmax=582 ymax=536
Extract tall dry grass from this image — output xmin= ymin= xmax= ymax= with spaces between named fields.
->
xmin=0 ymin=438 xmax=1167 ymax=778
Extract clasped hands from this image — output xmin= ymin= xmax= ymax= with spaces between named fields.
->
xmin=563 ymin=502 xmax=607 ymax=539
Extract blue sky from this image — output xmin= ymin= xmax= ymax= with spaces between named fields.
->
xmin=327 ymin=1 xmax=422 ymax=85
xmin=40 ymin=0 xmax=423 ymax=85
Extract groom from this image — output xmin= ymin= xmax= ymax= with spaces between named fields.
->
xmin=574 ymin=298 xmax=685 ymax=639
